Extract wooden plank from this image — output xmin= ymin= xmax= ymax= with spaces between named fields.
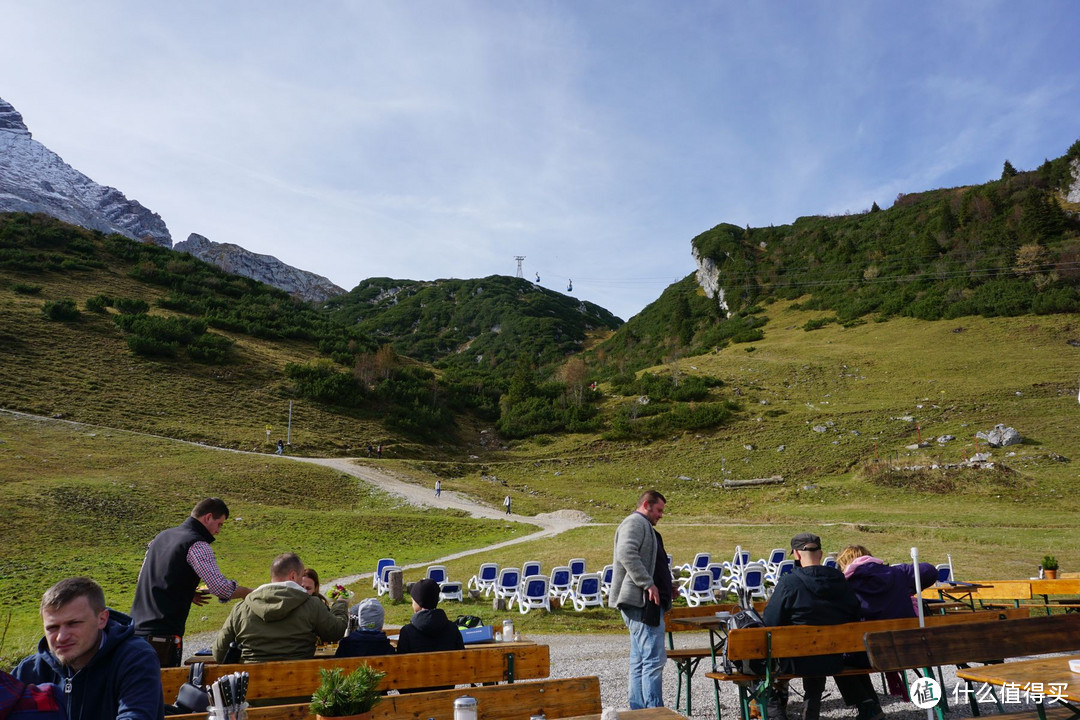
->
xmin=1030 ymin=579 xmax=1080 ymax=596
xmin=162 ymin=644 xmax=549 ymax=700
xmin=727 ymin=608 xmax=1027 ymax=661
xmin=865 ymin=613 xmax=1080 ymax=672
xmin=170 ymin=677 xmax=600 ymax=720
xmin=920 ymin=581 xmax=1032 ymax=601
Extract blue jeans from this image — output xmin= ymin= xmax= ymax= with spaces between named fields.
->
xmin=620 ymin=604 xmax=666 ymax=709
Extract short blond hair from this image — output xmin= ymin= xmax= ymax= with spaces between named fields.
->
xmin=836 ymin=545 xmax=871 ymax=570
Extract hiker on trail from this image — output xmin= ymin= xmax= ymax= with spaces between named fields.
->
xmin=435 ymin=479 xmax=441 ymax=497
xmin=503 ymin=494 xmax=511 ymax=514
xmin=276 ymin=439 xmax=284 ymax=455
xmin=130 ymin=498 xmax=252 ymax=667
xmin=377 ymin=444 xmax=383 ymax=459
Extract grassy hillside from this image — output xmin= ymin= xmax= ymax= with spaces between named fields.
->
xmin=600 ymin=142 xmax=1080 ymax=373
xmin=0 ymin=411 xmax=530 ymax=662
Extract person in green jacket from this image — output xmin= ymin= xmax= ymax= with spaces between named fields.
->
xmin=213 ymin=553 xmax=348 ymax=663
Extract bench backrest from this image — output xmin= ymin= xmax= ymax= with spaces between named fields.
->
xmin=865 ymin=613 xmax=1080 ymax=672
xmin=726 ymin=608 xmax=1027 ymax=661
xmin=170 ymin=676 xmax=601 ymax=720
xmin=1029 ymin=579 xmax=1080 ymax=596
xmin=921 ymin=581 xmax=1032 ymax=601
xmin=161 ymin=644 xmax=549 ymax=701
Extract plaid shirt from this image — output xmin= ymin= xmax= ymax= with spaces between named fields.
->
xmin=0 ymin=671 xmax=64 ymax=719
xmin=187 ymin=541 xmax=238 ymax=600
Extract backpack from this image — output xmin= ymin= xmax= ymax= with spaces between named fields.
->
xmin=724 ymin=607 xmax=769 ymax=675
xmin=455 ymin=615 xmax=483 ymax=629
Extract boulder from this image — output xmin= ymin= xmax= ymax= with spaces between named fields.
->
xmin=976 ymin=424 xmax=1022 ymax=448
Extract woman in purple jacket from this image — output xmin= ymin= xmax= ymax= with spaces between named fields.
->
xmin=837 ymin=545 xmax=938 ymax=696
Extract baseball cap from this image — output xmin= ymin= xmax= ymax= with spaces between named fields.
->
xmin=790 ymin=532 xmax=822 ymax=554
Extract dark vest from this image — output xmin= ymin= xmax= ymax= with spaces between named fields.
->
xmin=130 ymin=516 xmax=214 ymax=637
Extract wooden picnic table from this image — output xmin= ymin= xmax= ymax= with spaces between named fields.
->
xmin=933 ymin=581 xmax=992 ymax=610
xmin=183 ymin=638 xmax=536 ymax=664
xmin=956 ymin=653 xmax=1080 ymax=720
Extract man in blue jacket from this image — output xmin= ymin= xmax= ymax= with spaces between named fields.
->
xmin=15 ymin=577 xmax=164 ymax=720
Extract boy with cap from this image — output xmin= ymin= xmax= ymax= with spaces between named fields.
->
xmin=762 ymin=532 xmax=884 ymax=720
xmin=336 ymin=598 xmax=395 ymax=658
xmin=395 ymin=578 xmax=465 ymax=655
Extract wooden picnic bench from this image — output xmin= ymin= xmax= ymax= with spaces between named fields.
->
xmin=161 ymin=644 xmax=549 ymax=702
xmin=704 ymin=608 xmax=1028 ymax=720
xmin=665 ymin=602 xmax=767 ymax=715
xmin=865 ymin=612 xmax=1080 ymax=720
xmin=169 ymin=675 xmax=601 ymax=720
xmin=1028 ymin=579 xmax=1080 ymax=614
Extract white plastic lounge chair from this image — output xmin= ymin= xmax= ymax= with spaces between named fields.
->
xmin=468 ymin=562 xmax=499 ymax=597
xmin=549 ymin=566 xmax=573 ymax=602
xmin=494 ymin=567 xmax=521 ymax=609
xmin=569 ymin=573 xmax=605 ymax=611
xmin=517 ymin=575 xmax=551 ymax=614
xmin=372 ymin=557 xmax=395 ymax=589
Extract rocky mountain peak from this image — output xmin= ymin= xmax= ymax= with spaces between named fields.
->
xmin=0 ymin=98 xmax=30 ymax=135
xmin=174 ymin=233 xmax=346 ymax=303
xmin=0 ymin=96 xmax=171 ymax=247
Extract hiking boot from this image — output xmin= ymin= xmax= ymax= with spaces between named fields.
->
xmin=856 ymin=700 xmax=885 ymax=720
xmin=765 ymin=685 xmax=790 ymax=720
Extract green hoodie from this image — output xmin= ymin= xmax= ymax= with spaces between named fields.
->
xmin=213 ymin=582 xmax=348 ymax=663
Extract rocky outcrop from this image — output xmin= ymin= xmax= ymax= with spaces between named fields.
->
xmin=0 ymin=97 xmax=171 ymax=246
xmin=174 ymin=233 xmax=346 ymax=303
xmin=976 ymin=424 xmax=1022 ymax=448
xmin=1067 ymin=157 xmax=1080 ymax=204
xmin=692 ymin=244 xmax=730 ymax=317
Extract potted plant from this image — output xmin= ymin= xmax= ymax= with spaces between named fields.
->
xmin=310 ymin=665 xmax=386 ymax=720
xmin=1042 ymin=555 xmax=1059 ymax=580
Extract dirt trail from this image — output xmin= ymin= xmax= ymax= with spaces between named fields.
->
xmin=282 ymin=455 xmax=594 ymax=586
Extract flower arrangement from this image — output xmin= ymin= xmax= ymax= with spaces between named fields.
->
xmin=327 ymin=584 xmax=353 ymax=602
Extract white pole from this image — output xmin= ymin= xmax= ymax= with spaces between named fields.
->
xmin=947 ymin=553 xmax=954 ymax=582
xmin=911 ymin=547 xmax=934 ymax=720
xmin=287 ymin=401 xmax=292 ymax=445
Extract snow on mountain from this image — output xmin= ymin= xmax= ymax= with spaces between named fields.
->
xmin=0 ymin=97 xmax=172 ymax=246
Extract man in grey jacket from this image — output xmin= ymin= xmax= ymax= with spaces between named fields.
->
xmin=609 ymin=489 xmax=671 ymax=709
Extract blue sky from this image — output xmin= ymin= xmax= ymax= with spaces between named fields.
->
xmin=2 ymin=1 xmax=1078 ymax=320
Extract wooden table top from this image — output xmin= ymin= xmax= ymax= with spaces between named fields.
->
xmin=956 ymin=654 xmax=1080 ymax=703
xmin=675 ymin=614 xmax=732 ymax=630
xmin=562 ymin=707 xmax=683 ymax=720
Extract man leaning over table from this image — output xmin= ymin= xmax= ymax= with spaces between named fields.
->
xmin=131 ymin=497 xmax=252 ymax=666
xmin=213 ymin=552 xmax=348 ymax=663
xmin=609 ymin=489 xmax=673 ymax=710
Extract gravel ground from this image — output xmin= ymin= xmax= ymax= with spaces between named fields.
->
xmin=184 ymin=629 xmax=1038 ymax=720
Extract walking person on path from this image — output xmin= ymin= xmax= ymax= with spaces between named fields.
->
xmin=435 ymin=479 xmax=441 ymax=497
xmin=276 ymin=439 xmax=284 ymax=455
xmin=503 ymin=494 xmax=511 ymax=515
xmin=609 ymin=489 xmax=673 ymax=710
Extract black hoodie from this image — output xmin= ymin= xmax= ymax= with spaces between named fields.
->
xmin=396 ymin=608 xmax=464 ymax=655
xmin=762 ymin=564 xmax=860 ymax=675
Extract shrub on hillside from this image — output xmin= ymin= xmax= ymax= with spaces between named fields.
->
xmin=187 ymin=333 xmax=234 ymax=364
xmin=42 ymin=298 xmax=80 ymax=322
xmin=286 ymin=361 xmax=364 ymax=406
xmin=114 ymin=297 xmax=150 ymax=315
xmin=85 ymin=294 xmax=112 ymax=313
xmin=12 ymin=283 xmax=42 ymax=295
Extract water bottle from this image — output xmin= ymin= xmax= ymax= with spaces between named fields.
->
xmin=503 ymin=618 xmax=514 ymax=641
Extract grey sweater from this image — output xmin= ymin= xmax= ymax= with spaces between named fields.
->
xmin=608 ymin=511 xmax=657 ymax=609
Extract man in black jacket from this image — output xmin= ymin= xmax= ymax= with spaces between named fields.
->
xmin=762 ymin=532 xmax=883 ymax=720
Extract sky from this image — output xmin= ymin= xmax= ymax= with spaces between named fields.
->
xmin=2 ymin=2 xmax=1078 ymax=321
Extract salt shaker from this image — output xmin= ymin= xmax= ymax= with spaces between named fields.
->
xmin=454 ymin=695 xmax=478 ymax=720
